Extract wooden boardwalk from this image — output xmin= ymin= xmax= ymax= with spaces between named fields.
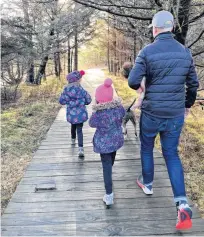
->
xmin=1 ymin=69 xmax=204 ymax=236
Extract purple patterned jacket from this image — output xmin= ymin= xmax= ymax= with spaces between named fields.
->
xmin=59 ymin=82 xmax=92 ymax=124
xmin=89 ymin=99 xmax=125 ymax=154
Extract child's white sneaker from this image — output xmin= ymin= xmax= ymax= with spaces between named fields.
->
xmin=71 ymin=139 xmax=76 ymax=145
xmin=103 ymin=193 xmax=114 ymax=207
xmin=78 ymin=147 xmax=84 ymax=157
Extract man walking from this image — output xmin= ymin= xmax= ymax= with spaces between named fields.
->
xmin=128 ymin=10 xmax=199 ymax=229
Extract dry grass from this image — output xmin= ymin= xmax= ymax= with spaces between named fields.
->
xmin=1 ymin=77 xmax=65 ymax=214
xmin=108 ymin=71 xmax=204 ymax=218
xmin=180 ymin=106 xmax=204 ymax=217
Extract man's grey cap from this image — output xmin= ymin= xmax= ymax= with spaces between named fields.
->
xmin=148 ymin=10 xmax=174 ymax=28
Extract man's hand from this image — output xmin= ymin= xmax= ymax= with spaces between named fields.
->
xmin=137 ymin=87 xmax=143 ymax=94
xmin=131 ymin=98 xmax=143 ymax=110
xmin=185 ymin=108 xmax=190 ymax=118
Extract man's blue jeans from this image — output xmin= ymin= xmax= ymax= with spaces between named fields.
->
xmin=140 ymin=112 xmax=187 ymax=203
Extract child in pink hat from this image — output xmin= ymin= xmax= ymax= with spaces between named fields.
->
xmin=95 ymin=78 xmax=114 ymax=103
xmin=89 ymin=78 xmax=125 ymax=207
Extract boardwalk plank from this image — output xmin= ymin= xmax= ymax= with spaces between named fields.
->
xmin=40 ymin=140 xmax=139 ymax=146
xmin=30 ymin=156 xmax=164 ymax=164
xmin=4 ymin=197 xmax=194 ymax=214
xmin=19 ymin=171 xmax=170 ymax=185
xmin=33 ymin=151 xmax=162 ymax=160
xmin=34 ymin=147 xmax=149 ymax=156
xmin=38 ymin=141 xmax=141 ymax=149
xmin=2 ymin=220 xmax=204 ymax=236
xmin=16 ymin=179 xmax=172 ymax=193
xmin=2 ymin=208 xmax=201 ymax=226
xmin=24 ymin=165 xmax=167 ymax=177
xmin=27 ymin=158 xmax=165 ymax=171
xmin=11 ymin=188 xmax=174 ymax=203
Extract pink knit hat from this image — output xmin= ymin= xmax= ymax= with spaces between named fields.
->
xmin=95 ymin=78 xmax=113 ymax=103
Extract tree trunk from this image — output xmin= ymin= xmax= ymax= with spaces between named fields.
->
xmin=27 ymin=64 xmax=34 ymax=83
xmin=63 ymin=54 xmax=66 ymax=76
xmin=58 ymin=52 xmax=61 ymax=80
xmin=74 ymin=27 xmax=78 ymax=71
xmin=107 ymin=16 xmax=111 ymax=72
xmin=34 ymin=56 xmax=48 ymax=85
xmin=173 ymin=0 xmax=191 ymax=45
xmin=119 ymin=48 xmax=122 ymax=70
xmin=34 ymin=0 xmax=58 ymax=84
xmin=67 ymin=39 xmax=71 ymax=73
xmin=54 ymin=52 xmax=59 ymax=77
xmin=113 ymin=30 xmax=117 ymax=76
xmin=34 ymin=26 xmax=54 ymax=84
xmin=71 ymin=48 xmax=73 ymax=72
xmin=22 ymin=0 xmax=35 ymax=83
xmin=43 ymin=72 xmax=46 ymax=81
xmin=54 ymin=52 xmax=61 ymax=77
xmin=54 ymin=35 xmax=62 ymax=78
xmin=133 ymin=33 xmax=136 ymax=62
xmin=110 ymin=58 xmax=113 ymax=72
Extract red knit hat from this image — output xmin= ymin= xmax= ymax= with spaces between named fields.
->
xmin=95 ymin=78 xmax=113 ymax=103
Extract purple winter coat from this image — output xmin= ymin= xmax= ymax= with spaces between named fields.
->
xmin=59 ymin=82 xmax=92 ymax=124
xmin=89 ymin=99 xmax=125 ymax=154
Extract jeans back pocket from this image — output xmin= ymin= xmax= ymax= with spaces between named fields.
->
xmin=141 ymin=112 xmax=160 ymax=136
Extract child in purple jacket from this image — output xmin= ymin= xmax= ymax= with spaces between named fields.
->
xmin=59 ymin=70 xmax=92 ymax=157
xmin=89 ymin=79 xmax=125 ymax=207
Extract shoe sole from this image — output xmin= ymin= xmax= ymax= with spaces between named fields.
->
xmin=176 ymin=209 xmax=192 ymax=230
xmin=136 ymin=179 xmax=153 ymax=195
xmin=106 ymin=205 xmax=110 ymax=209
xmin=103 ymin=198 xmax=113 ymax=208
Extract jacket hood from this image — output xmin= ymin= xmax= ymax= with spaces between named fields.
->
xmin=65 ymin=83 xmax=84 ymax=99
xmin=92 ymin=98 xmax=122 ymax=111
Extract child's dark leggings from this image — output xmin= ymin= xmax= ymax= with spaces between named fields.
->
xmin=100 ymin=151 xmax=116 ymax=195
xmin=71 ymin=123 xmax=83 ymax=147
